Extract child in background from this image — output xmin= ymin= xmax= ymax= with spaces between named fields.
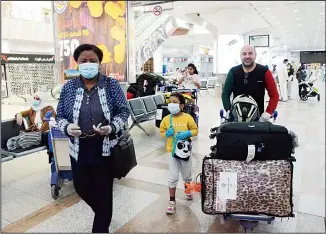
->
xmin=160 ymin=92 xmax=199 ymax=215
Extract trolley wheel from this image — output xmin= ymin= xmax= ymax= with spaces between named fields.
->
xmin=317 ymin=94 xmax=321 ymax=102
xmin=51 ymin=185 xmax=59 ymax=200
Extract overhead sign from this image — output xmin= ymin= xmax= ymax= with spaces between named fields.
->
xmin=1 ymin=54 xmax=55 ymax=64
xmin=249 ymin=35 xmax=270 ymax=47
xmin=153 ymin=5 xmax=162 ymax=16
xmin=130 ymin=1 xmax=165 ymax=7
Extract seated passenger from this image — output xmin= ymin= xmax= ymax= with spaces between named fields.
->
xmin=15 ymin=92 xmax=56 ymax=161
xmin=16 ymin=92 xmax=56 ymax=132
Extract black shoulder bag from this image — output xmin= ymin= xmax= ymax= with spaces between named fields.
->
xmin=106 ymin=77 xmax=137 ymax=179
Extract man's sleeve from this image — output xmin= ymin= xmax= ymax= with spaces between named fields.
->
xmin=221 ymin=70 xmax=234 ymax=111
xmin=265 ymin=70 xmax=279 ymax=114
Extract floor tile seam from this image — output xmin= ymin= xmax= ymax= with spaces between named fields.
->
xmin=2 ymin=192 xmax=81 ymax=233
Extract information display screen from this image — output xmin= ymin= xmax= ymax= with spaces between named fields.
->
xmin=249 ymin=35 xmax=269 ymax=47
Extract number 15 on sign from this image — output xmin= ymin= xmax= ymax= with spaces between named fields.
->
xmin=59 ymin=39 xmax=80 ymax=57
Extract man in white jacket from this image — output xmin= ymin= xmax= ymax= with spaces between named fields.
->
xmin=283 ymin=59 xmax=295 ymax=100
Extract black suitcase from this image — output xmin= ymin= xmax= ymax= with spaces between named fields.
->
xmin=209 ymin=122 xmax=294 ymax=161
xmin=184 ymin=104 xmax=199 ymax=126
xmin=155 ymin=104 xmax=170 ymax=128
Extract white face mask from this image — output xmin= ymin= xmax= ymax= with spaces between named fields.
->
xmin=168 ymin=103 xmax=180 ymax=115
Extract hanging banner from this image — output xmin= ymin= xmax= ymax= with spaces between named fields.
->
xmin=53 ymin=1 xmax=127 ymax=83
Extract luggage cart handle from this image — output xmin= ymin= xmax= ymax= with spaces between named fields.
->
xmin=270 ymin=110 xmax=278 ymax=122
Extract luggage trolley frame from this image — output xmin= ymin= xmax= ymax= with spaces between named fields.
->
xmin=49 ymin=126 xmax=73 ymax=200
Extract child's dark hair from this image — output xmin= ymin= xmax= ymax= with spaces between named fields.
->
xmin=187 ymin=63 xmax=199 ymax=75
xmin=170 ymin=92 xmax=185 ymax=104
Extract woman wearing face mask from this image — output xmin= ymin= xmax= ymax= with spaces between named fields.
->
xmin=55 ymin=44 xmax=130 ymax=233
xmin=15 ymin=92 xmax=56 ymax=160
xmin=178 ymin=63 xmax=201 ymax=89
xmin=159 ymin=93 xmax=198 ymax=215
xmin=16 ymin=92 xmax=55 ymax=132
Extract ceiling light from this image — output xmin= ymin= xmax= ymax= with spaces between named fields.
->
xmin=178 ymin=5 xmax=182 ymax=8
xmin=296 ymin=18 xmax=300 ymax=20
xmin=266 ymin=7 xmax=271 ymax=10
xmin=318 ymin=19 xmax=323 ymax=22
xmin=293 ymin=9 xmax=298 ymax=13
xmin=297 ymin=23 xmax=302 ymax=26
xmin=321 ymin=12 xmax=325 ymax=15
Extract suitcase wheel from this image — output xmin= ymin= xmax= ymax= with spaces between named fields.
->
xmin=51 ymin=185 xmax=60 ymax=200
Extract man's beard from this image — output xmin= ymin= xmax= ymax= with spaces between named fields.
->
xmin=242 ymin=60 xmax=254 ymax=68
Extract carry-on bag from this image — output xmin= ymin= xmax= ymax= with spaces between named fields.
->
xmin=184 ymin=104 xmax=199 ymax=126
xmin=155 ymin=104 xmax=170 ymax=128
xmin=209 ymin=122 xmax=293 ymax=161
xmin=201 ymin=157 xmax=294 ymax=217
xmin=111 ymin=129 xmax=137 ymax=179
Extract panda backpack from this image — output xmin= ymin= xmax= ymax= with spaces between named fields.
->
xmin=170 ymin=115 xmax=192 ymax=161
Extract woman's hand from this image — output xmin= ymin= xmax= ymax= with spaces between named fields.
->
xmin=16 ymin=113 xmax=23 ymax=125
xmin=93 ymin=124 xmax=112 ymax=136
xmin=67 ymin=124 xmax=82 ymax=137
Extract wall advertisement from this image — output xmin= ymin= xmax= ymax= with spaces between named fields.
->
xmin=53 ymin=1 xmax=127 ymax=83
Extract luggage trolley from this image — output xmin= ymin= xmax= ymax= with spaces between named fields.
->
xmin=215 ymin=109 xmax=279 ymax=232
xmin=44 ymin=113 xmax=73 ymax=200
xmin=49 ymin=126 xmax=73 ymax=199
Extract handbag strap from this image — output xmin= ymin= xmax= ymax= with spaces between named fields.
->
xmin=169 ymin=114 xmax=178 ymax=156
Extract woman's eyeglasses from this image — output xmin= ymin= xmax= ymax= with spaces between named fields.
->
xmin=79 ymin=129 xmax=96 ymax=139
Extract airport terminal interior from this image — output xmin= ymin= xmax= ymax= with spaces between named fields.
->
xmin=1 ymin=1 xmax=326 ymax=233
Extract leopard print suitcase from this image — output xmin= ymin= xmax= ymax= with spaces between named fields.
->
xmin=201 ymin=157 xmax=294 ymax=217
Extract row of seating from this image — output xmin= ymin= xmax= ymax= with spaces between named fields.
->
xmin=128 ymin=94 xmax=165 ymax=136
xmin=1 ymin=94 xmax=166 ymax=162
xmin=199 ymin=78 xmax=217 ymax=94
xmin=1 ymin=119 xmax=47 ymax=162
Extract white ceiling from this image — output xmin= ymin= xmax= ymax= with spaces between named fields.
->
xmin=163 ymin=1 xmax=325 ymax=51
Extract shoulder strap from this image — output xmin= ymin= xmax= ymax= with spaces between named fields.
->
xmin=169 ymin=114 xmax=173 ymax=129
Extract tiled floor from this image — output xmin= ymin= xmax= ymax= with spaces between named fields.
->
xmin=1 ymin=79 xmax=325 ymax=233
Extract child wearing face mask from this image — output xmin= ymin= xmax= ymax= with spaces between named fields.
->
xmin=160 ymin=92 xmax=199 ymax=215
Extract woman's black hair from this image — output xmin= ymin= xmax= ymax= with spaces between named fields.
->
xmin=187 ymin=63 xmax=198 ymax=75
xmin=170 ymin=92 xmax=185 ymax=104
xmin=73 ymin=44 xmax=103 ymax=63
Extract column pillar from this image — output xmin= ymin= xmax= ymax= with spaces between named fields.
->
xmin=213 ymin=34 xmax=218 ymax=76
xmin=153 ymin=46 xmax=163 ymax=74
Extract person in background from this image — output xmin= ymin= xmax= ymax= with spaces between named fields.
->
xmin=222 ymin=45 xmax=279 ymax=121
xmin=296 ymin=65 xmax=307 ymax=97
xmin=174 ymin=68 xmax=181 ymax=76
xmin=160 ymin=92 xmax=198 ymax=215
xmin=56 ymin=44 xmax=130 ymax=233
xmin=178 ymin=63 xmax=201 ymax=89
xmin=16 ymin=92 xmax=56 ymax=162
xmin=283 ymin=59 xmax=294 ymax=100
